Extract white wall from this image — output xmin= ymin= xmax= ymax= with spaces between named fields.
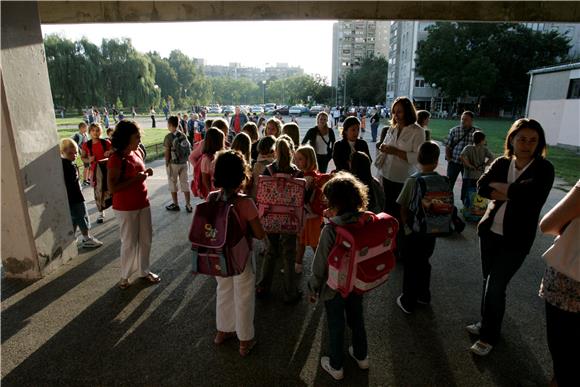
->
xmin=529 ymin=99 xmax=580 ymax=148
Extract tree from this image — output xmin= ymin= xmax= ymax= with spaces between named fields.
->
xmin=416 ymin=22 xmax=570 ymax=112
xmin=345 ymin=55 xmax=388 ymax=105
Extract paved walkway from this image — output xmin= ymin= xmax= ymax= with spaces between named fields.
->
xmin=1 ymin=125 xmax=569 ymax=386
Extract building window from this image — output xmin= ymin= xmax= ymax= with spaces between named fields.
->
xmin=567 ymin=78 xmax=580 ymax=99
xmin=415 ymin=79 xmax=426 ymax=88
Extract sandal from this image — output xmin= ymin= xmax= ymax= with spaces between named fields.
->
xmin=185 ymin=204 xmax=193 ymax=213
xmin=141 ymin=272 xmax=161 ymax=284
xmin=214 ymin=331 xmax=236 ymax=345
xmin=118 ymin=279 xmax=130 ymax=289
xmin=239 ymin=339 xmax=256 ymax=357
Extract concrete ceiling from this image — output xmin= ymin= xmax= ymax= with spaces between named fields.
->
xmin=38 ymin=1 xmax=580 ymax=24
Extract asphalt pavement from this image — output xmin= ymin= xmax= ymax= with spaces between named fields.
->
xmin=1 ymin=117 xmax=570 ymax=386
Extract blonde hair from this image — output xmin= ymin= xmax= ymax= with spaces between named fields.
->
xmin=265 ymin=117 xmax=282 ymax=138
xmin=295 ymin=145 xmax=318 ymax=172
xmin=60 ymin=138 xmax=78 ymax=154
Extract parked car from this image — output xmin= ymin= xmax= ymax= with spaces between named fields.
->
xmin=250 ymin=105 xmax=264 ymax=113
xmin=289 ymin=105 xmax=305 ymax=116
xmin=309 ymin=105 xmax=325 ymax=117
xmin=208 ymin=105 xmax=222 ymax=114
xmin=273 ymin=105 xmax=289 ymax=115
xmin=222 ymin=105 xmax=235 ymax=114
xmin=264 ymin=103 xmax=277 ymax=112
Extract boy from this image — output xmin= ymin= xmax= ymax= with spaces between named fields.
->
xmin=164 ymin=115 xmax=192 ymax=212
xmin=60 ymin=138 xmax=103 ymax=249
xmin=396 ymin=141 xmax=443 ymax=314
xmin=81 ymin=123 xmax=112 ymax=223
xmin=72 ymin=122 xmax=90 ymax=186
xmin=460 ymin=130 xmax=493 ymax=205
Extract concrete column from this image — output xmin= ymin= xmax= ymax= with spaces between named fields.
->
xmin=1 ymin=1 xmax=77 ymax=279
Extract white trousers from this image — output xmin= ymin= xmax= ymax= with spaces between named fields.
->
xmin=215 ymin=261 xmax=255 ymax=341
xmin=114 ymin=207 xmax=152 ymax=280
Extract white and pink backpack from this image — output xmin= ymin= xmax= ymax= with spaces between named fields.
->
xmin=326 ymin=212 xmax=399 ymax=297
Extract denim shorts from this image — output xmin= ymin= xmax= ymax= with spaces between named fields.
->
xmin=70 ymin=202 xmax=90 ymax=232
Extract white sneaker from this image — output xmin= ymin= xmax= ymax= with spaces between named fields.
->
xmin=466 ymin=322 xmax=482 ymax=335
xmin=81 ymin=236 xmax=103 ymax=248
xmin=396 ymin=294 xmax=412 ymax=314
xmin=348 ymin=346 xmax=369 ymax=369
xmin=320 ymin=356 xmax=344 ymax=380
xmin=470 ymin=340 xmax=493 ymax=356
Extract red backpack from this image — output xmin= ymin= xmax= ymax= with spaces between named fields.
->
xmin=307 ymin=171 xmax=333 ymax=216
xmin=326 ymin=212 xmax=399 ymax=297
xmin=256 ymin=165 xmax=306 ymax=234
xmin=190 ymin=152 xmax=213 ymax=199
xmin=189 ymin=192 xmax=252 ymax=277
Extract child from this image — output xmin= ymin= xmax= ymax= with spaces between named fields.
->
xmin=60 ymin=138 xmax=103 ymax=249
xmin=200 ymin=128 xmax=226 ymax=200
xmin=231 ymin=132 xmax=252 ymax=164
xmin=210 ymin=150 xmax=266 ymax=357
xmin=106 ymin=128 xmax=114 ymax=140
xmin=294 ymin=145 xmax=323 ymax=274
xmin=460 ymin=130 xmax=493 ymax=205
xmin=395 ymin=141 xmax=441 ymax=314
xmin=242 ymin=122 xmax=260 ymax=163
xmin=350 ymin=151 xmax=385 ymax=214
xmin=72 ymin=122 xmax=90 ymax=186
xmin=264 ymin=117 xmax=282 ymax=138
xmin=308 ymin=171 xmax=370 ymax=380
xmin=282 ymin=122 xmax=300 ymax=148
xmin=81 ymin=123 xmax=112 ymax=223
xmin=255 ymin=137 xmax=303 ymax=304
xmin=250 ymin=136 xmax=276 ymax=200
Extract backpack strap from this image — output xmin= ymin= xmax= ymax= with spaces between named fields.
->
xmin=87 ymin=139 xmax=93 ymax=156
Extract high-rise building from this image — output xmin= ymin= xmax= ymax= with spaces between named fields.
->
xmin=386 ymin=21 xmax=437 ymax=111
xmin=524 ymin=23 xmax=580 ymax=58
xmin=331 ymin=20 xmax=390 ymax=104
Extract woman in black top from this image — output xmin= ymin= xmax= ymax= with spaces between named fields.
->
xmin=332 ymin=116 xmax=371 ymax=172
xmin=467 ymin=118 xmax=554 ymax=356
xmin=301 ymin=112 xmax=336 ymax=173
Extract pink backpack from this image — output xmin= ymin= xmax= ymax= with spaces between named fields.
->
xmin=189 ymin=142 xmax=204 ymax=198
xmin=326 ymin=212 xmax=399 ymax=297
xmin=256 ymin=165 xmax=306 ymax=234
xmin=189 ymin=191 xmax=251 ymax=277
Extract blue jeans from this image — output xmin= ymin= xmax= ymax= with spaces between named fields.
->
xmin=324 ymin=292 xmax=367 ymax=370
xmin=446 ymin=161 xmax=463 ymax=191
xmin=479 ymin=231 xmax=527 ymax=344
xmin=69 ymin=202 xmax=90 ymax=234
xmin=371 ymin=123 xmax=379 ymax=142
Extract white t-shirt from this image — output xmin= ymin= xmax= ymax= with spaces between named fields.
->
xmin=315 ymin=132 xmax=330 ymax=155
xmin=490 ymin=158 xmax=534 ymax=235
xmin=379 ymin=123 xmax=425 ymax=183
xmin=332 ymin=109 xmax=340 ymax=118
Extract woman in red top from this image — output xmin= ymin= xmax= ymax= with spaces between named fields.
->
xmin=107 ymin=120 xmax=160 ymax=289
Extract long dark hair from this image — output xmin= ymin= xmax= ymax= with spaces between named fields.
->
xmin=504 ymin=118 xmax=547 ymax=159
xmin=111 ymin=120 xmax=141 ymax=155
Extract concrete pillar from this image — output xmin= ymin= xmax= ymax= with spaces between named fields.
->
xmin=1 ymin=1 xmax=77 ymax=279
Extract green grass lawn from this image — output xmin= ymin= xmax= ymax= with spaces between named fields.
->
xmin=57 ymin=127 xmax=167 ymax=147
xmin=426 ymin=118 xmax=580 ymax=186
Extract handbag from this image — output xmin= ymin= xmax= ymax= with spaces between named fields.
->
xmin=542 ymin=218 xmax=580 ymax=281
xmin=374 ymin=151 xmax=386 ymax=169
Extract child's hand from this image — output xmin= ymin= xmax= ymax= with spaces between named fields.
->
xmin=308 ymin=293 xmax=318 ymax=304
xmin=135 ymin=171 xmax=148 ymax=182
xmin=89 ymin=155 xmax=95 ymax=163
xmin=145 ymin=168 xmax=153 ymax=176
xmin=323 ymin=208 xmax=337 ymax=219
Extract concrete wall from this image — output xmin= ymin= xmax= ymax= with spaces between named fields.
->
xmin=37 ymin=1 xmax=580 ymax=24
xmin=1 ymin=1 xmax=77 ymax=278
xmin=530 ymin=71 xmax=570 ymax=100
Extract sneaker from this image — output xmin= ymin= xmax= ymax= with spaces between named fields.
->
xmin=81 ymin=236 xmax=103 ymax=248
xmin=96 ymin=214 xmax=105 ymax=224
xmin=295 ymin=263 xmax=303 ymax=274
xmin=348 ymin=346 xmax=369 ymax=370
xmin=396 ymin=294 xmax=412 ymax=314
xmin=185 ymin=204 xmax=193 ymax=213
xmin=465 ymin=322 xmax=482 ymax=335
xmin=470 ymin=340 xmax=493 ymax=356
xmin=166 ymin=203 xmax=180 ymax=211
xmin=320 ymin=357 xmax=344 ymax=380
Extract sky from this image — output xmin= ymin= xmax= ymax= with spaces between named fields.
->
xmin=41 ymin=20 xmax=336 ymax=81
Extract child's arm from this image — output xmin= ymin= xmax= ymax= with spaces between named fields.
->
xmin=308 ymin=225 xmax=335 ymax=302
xmin=540 ymin=183 xmax=580 ymax=236
xmin=460 ymin=154 xmax=476 ymax=170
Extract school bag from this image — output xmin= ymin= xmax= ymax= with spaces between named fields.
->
xmin=189 ymin=192 xmax=252 ymax=277
xmin=93 ymin=160 xmax=112 ymax=211
xmin=462 ymin=186 xmax=488 ymax=222
xmin=408 ymin=173 xmax=454 ymax=236
xmin=189 ymin=143 xmax=206 ymax=198
xmin=307 ymin=171 xmax=333 ymax=216
xmin=171 ymin=131 xmax=191 ymax=164
xmin=326 ymin=211 xmax=398 ymax=298
xmin=256 ymin=165 xmax=306 ymax=234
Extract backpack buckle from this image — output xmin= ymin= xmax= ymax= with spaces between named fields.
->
xmin=360 ymin=246 xmax=369 ymax=256
xmin=383 ymin=239 xmax=392 ymax=248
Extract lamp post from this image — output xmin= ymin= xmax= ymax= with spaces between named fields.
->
xmin=262 ymin=80 xmax=266 ymax=105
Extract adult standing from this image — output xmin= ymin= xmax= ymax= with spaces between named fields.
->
xmin=107 ymin=120 xmax=160 ymax=289
xmin=230 ymin=105 xmax=248 ymax=136
xmin=332 ymin=106 xmax=341 ymax=128
xmin=301 ymin=111 xmax=336 ymax=173
xmin=444 ymin=111 xmax=478 ymax=190
xmin=150 ymin=106 xmax=156 ymax=128
xmin=332 ymin=116 xmax=370 ymax=172
xmin=376 ymin=97 xmax=425 ymax=220
xmin=539 ymin=180 xmax=580 ymax=387
xmin=370 ymin=108 xmax=381 ymax=142
xmin=467 ymin=118 xmax=554 ymax=356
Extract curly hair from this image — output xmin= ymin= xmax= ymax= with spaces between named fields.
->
xmin=213 ymin=150 xmax=251 ymax=192
xmin=323 ymin=171 xmax=368 ymax=214
xmin=111 ymin=120 xmax=142 ymax=155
